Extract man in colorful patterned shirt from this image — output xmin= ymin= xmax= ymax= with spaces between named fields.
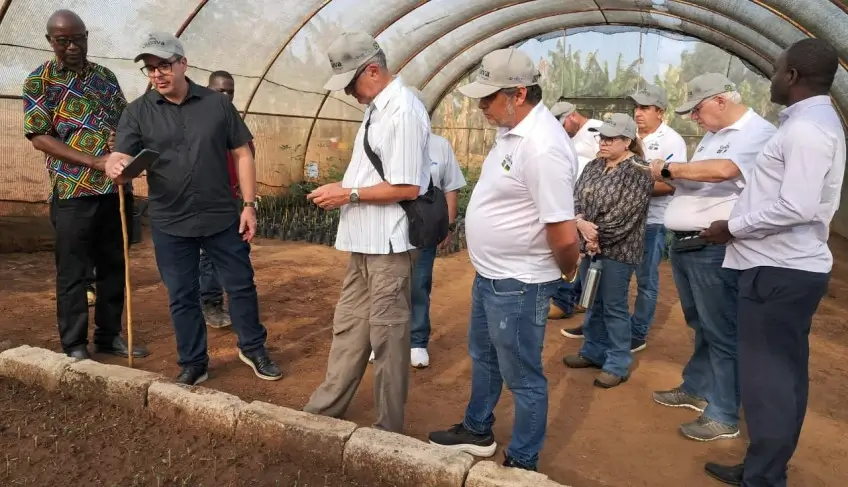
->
xmin=23 ymin=9 xmax=148 ymax=360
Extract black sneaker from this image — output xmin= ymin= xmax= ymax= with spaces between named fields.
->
xmin=560 ymin=325 xmax=584 ymax=339
xmin=428 ymin=423 xmax=497 ymax=457
xmin=238 ymin=350 xmax=283 ymax=381
xmin=631 ymin=338 xmax=647 ymax=352
xmin=176 ymin=365 xmax=208 ymax=386
xmin=503 ymin=452 xmax=537 ymax=472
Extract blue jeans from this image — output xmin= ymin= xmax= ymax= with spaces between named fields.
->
xmin=551 ymin=274 xmax=583 ymax=314
xmin=578 ymin=257 xmax=636 ymax=377
xmin=151 ymin=221 xmax=268 ymax=367
xmin=463 ymin=274 xmax=559 ymax=468
xmin=630 ymin=224 xmax=666 ymax=341
xmin=199 ymin=248 xmax=225 ymax=305
xmin=410 ymin=245 xmax=437 ymax=349
xmin=670 ymin=243 xmax=740 ymax=426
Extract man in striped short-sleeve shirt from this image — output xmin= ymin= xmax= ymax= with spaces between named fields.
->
xmin=304 ymin=32 xmax=429 ymax=434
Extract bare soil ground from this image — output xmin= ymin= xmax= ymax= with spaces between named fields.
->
xmin=2 ymin=227 xmax=848 ymax=486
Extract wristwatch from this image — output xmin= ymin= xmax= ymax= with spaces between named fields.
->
xmin=243 ymin=201 xmax=256 ymax=208
xmin=349 ymin=188 xmax=360 ymax=203
xmin=448 ymin=221 xmax=457 ymax=232
xmin=661 ymin=162 xmax=673 ymax=179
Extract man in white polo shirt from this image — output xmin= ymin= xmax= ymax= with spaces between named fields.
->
xmin=428 ymin=48 xmax=580 ymax=472
xmin=647 ymin=73 xmax=777 ymax=442
xmin=304 ymin=31 xmax=429 ymax=434
xmin=547 ymin=101 xmax=601 ymax=326
xmin=702 ymin=38 xmax=844 ymax=487
xmin=626 ymin=84 xmax=688 ymax=352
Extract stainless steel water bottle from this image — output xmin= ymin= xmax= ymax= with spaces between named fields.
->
xmin=578 ymin=257 xmax=603 ymax=310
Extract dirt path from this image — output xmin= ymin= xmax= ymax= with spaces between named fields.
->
xmin=2 ymin=230 xmax=848 ymax=486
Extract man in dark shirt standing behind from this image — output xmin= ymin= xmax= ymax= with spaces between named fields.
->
xmin=105 ymin=32 xmax=281 ymax=385
xmin=25 ymin=9 xmax=147 ymax=360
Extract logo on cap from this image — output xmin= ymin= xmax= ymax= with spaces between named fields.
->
xmin=143 ymin=35 xmax=166 ymax=49
xmin=479 ymin=68 xmax=490 ymax=79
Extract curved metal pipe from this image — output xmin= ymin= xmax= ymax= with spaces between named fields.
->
xmin=419 ymin=9 xmax=770 ymax=96
xmin=241 ymin=0 xmax=333 ymax=118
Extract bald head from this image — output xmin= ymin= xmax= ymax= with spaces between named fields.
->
xmin=45 ymin=10 xmax=88 ymax=71
xmin=46 ymin=9 xmax=85 ymax=33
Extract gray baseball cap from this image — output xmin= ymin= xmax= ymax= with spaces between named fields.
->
xmin=324 ymin=31 xmax=383 ymax=91
xmin=675 ymin=73 xmax=738 ymax=114
xmin=550 ymin=101 xmax=576 ymax=119
xmin=458 ymin=48 xmax=540 ymax=99
xmin=628 ymin=84 xmax=668 ymax=110
xmin=589 ymin=113 xmax=638 ymax=139
xmin=134 ymin=32 xmax=185 ymax=62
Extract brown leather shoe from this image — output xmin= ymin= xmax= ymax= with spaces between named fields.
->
xmin=594 ymin=371 xmax=629 ymax=388
xmin=563 ymin=354 xmax=601 ymax=369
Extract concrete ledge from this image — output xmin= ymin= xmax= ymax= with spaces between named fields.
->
xmin=465 ymin=461 xmax=569 ymax=487
xmin=343 ymin=427 xmax=474 ymax=487
xmin=147 ymin=381 xmax=246 ymax=436
xmin=0 ymin=345 xmax=77 ymax=391
xmin=237 ymin=401 xmax=358 ymax=473
xmin=60 ymin=359 xmax=163 ymax=411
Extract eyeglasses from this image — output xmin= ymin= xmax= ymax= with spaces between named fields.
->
xmin=595 ymin=135 xmax=625 ymax=144
xmin=48 ymin=33 xmax=88 ymax=47
xmin=691 ymin=96 xmax=718 ymax=116
xmin=140 ymin=57 xmax=181 ymax=77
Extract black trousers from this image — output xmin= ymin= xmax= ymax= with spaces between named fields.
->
xmin=737 ymin=266 xmax=829 ymax=487
xmin=51 ymin=193 xmax=133 ymax=352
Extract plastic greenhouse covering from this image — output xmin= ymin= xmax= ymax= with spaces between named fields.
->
xmin=1 ymin=0 xmax=847 ymax=235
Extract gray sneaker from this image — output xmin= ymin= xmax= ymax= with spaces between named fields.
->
xmin=653 ymin=387 xmax=708 ymax=412
xmin=203 ymin=302 xmax=232 ymax=329
xmin=680 ymin=415 xmax=740 ymax=442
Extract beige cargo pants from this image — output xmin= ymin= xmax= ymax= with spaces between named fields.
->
xmin=304 ymin=250 xmax=416 ymax=433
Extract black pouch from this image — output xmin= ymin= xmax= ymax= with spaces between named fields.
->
xmin=671 ymin=234 xmax=707 ymax=253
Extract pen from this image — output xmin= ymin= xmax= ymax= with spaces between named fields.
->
xmin=665 ymin=154 xmax=674 ymax=161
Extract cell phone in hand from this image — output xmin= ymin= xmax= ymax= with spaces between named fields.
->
xmin=122 ymin=149 xmax=160 ymax=179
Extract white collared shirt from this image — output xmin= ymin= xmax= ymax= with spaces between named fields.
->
xmin=334 ymin=77 xmax=430 ymax=254
xmin=571 ymin=119 xmax=603 ymax=177
xmin=428 ymin=133 xmax=467 ymax=192
xmin=465 ymin=103 xmax=578 ymax=283
xmin=724 ymin=96 xmax=846 ymax=273
xmin=640 ymin=122 xmax=689 ymax=225
xmin=664 ymin=109 xmax=777 ymax=231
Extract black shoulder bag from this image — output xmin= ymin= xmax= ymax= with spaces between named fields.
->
xmin=362 ymin=114 xmax=450 ymax=248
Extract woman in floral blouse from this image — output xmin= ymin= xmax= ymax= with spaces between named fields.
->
xmin=563 ymin=113 xmax=654 ymax=388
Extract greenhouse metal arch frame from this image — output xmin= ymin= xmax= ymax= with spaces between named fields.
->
xmin=1 ymin=0 xmax=847 ymax=230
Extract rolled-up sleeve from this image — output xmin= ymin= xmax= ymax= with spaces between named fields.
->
xmin=380 ymin=111 xmax=428 ymax=187
xmin=524 ymin=142 xmax=576 ymax=223
xmin=729 ymin=120 xmax=835 ymax=239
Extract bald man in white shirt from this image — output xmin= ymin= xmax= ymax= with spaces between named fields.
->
xmin=547 ymin=101 xmax=601 ymax=328
xmin=702 ymin=38 xmax=845 ymax=487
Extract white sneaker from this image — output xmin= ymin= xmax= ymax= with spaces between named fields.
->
xmin=411 ymin=348 xmax=430 ymax=368
xmin=368 ymin=350 xmax=375 ymax=363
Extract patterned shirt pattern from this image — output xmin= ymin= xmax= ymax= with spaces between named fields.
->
xmin=23 ymin=59 xmax=127 ymax=199
xmin=574 ymin=155 xmax=654 ymax=265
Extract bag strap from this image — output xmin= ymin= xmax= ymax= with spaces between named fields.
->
xmin=362 ymin=108 xmax=436 ymax=192
xmin=363 ymin=111 xmax=386 ymax=182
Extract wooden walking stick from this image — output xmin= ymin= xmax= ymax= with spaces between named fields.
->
xmin=118 ymin=185 xmax=134 ymax=368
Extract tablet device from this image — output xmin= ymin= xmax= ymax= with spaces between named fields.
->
xmin=122 ymin=148 xmax=160 ymax=179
